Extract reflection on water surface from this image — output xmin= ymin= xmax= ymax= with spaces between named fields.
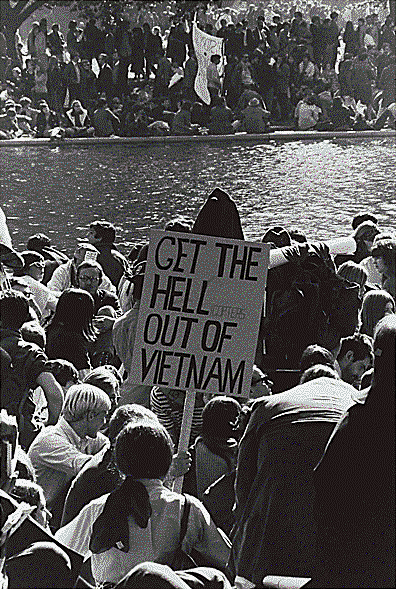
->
xmin=2 ymin=138 xmax=395 ymax=254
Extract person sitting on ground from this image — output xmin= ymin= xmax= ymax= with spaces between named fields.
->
xmin=337 ymin=260 xmax=369 ymax=298
xmin=60 ymin=404 xmax=191 ymax=527
xmin=35 ymin=100 xmax=62 ymax=138
xmin=45 ymin=288 xmax=99 ymax=377
xmin=27 ymin=232 xmax=69 ymax=285
xmin=371 ymin=237 xmax=396 ymax=298
xmin=87 ymin=219 xmax=129 ymax=288
xmin=359 ymin=289 xmax=395 ymax=338
xmin=183 ymin=396 xmax=241 ymax=501
xmin=13 ymin=251 xmax=59 ymax=322
xmin=208 ymin=95 xmax=235 ymax=135
xmin=336 ymin=333 xmax=373 ymax=390
xmin=0 ymin=290 xmax=64 ymax=449
xmin=240 ymin=96 xmax=270 ymax=133
xmin=92 ymin=96 xmax=120 ymax=137
xmin=19 ymin=96 xmax=40 ymax=129
xmin=294 ymin=93 xmax=322 ymax=130
xmin=64 ymin=99 xmax=94 ymax=138
xmin=28 ymin=383 xmax=110 ymax=530
xmin=170 ymin=100 xmax=200 ymax=136
xmin=55 ymin=420 xmax=231 ymax=587
xmin=48 ymin=242 xmax=115 ymax=295
xmin=0 ymin=106 xmax=24 ymax=139
xmin=329 ymin=95 xmax=354 ymax=129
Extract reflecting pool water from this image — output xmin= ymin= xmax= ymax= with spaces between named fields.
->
xmin=1 ymin=138 xmax=395 ymax=254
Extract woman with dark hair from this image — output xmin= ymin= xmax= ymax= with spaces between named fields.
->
xmin=360 ymin=289 xmax=395 ymax=337
xmin=45 ymin=288 xmax=97 ymax=377
xmin=343 ymin=21 xmax=359 ymax=56
xmin=314 ymin=314 xmax=396 ymax=587
xmin=55 ymin=421 xmax=230 ymax=587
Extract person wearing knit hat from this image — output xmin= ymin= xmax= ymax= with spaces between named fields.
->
xmin=192 ymin=188 xmax=245 ymax=240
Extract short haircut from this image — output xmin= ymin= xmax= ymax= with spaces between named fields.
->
xmin=352 ymin=213 xmax=378 ymax=230
xmin=338 ymin=333 xmax=374 ymax=363
xmin=115 ymin=421 xmax=174 ymax=479
xmin=107 ymin=404 xmax=158 ymax=441
xmin=299 ymin=344 xmax=335 ymax=373
xmin=300 ymin=364 xmax=340 ymax=384
xmin=62 ymin=383 xmax=111 ymax=423
xmin=27 ymin=233 xmax=51 ymax=250
xmin=77 ymin=260 xmax=103 ymax=281
xmin=337 ymin=261 xmax=368 ymax=289
xmin=164 ymin=217 xmax=193 ymax=233
xmin=46 ymin=359 xmax=79 ymax=387
xmin=89 ymin=220 xmax=116 ymax=244
xmin=0 ymin=290 xmax=30 ymax=330
xmin=21 ymin=321 xmax=46 ymax=349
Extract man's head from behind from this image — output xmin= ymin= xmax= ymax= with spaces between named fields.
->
xmin=88 ymin=220 xmax=116 ymax=245
xmin=0 ymin=290 xmax=30 ymax=331
xmin=62 ymin=383 xmax=111 ymax=438
xmin=337 ymin=333 xmax=373 ymax=388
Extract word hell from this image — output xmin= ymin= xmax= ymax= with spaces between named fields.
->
xmin=140 ymin=349 xmax=246 ymax=395
xmin=150 ymin=274 xmax=210 ymax=314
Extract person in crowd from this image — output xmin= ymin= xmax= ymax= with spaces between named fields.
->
xmin=206 ymin=53 xmax=222 ymax=105
xmin=20 ymin=59 xmax=36 ymax=100
xmin=343 ymin=21 xmax=359 ymax=56
xmin=46 ymin=358 xmax=79 ymax=397
xmin=329 ymin=95 xmax=354 ymax=129
xmin=79 ymin=58 xmax=97 ymax=115
xmin=19 ymin=96 xmax=40 ymax=129
xmin=47 ymin=23 xmax=65 ymax=61
xmin=35 ymin=18 xmax=48 ymax=73
xmin=360 ymin=289 xmax=395 ymax=338
xmin=64 ymin=53 xmax=82 ymax=106
xmin=55 ymin=420 xmax=231 ymax=587
xmin=240 ymin=96 xmax=270 ymax=133
xmin=28 ymin=382 xmax=110 ymax=530
xmin=83 ymin=365 xmax=121 ymax=416
xmin=45 ymin=288 xmax=98 ymax=377
xmin=299 ymin=364 xmax=341 ymax=384
xmin=299 ymin=343 xmax=338 ymax=375
xmin=97 ymin=52 xmax=114 ymax=104
xmin=153 ymin=52 xmax=172 ymax=99
xmin=0 ymin=290 xmax=63 ymax=448
xmin=27 ymin=22 xmax=39 ymax=59
xmin=47 ymin=241 xmax=114 ymax=294
xmin=0 ymin=106 xmax=24 ymax=139
xmin=371 ymin=237 xmax=396 ymax=298
xmin=314 ymin=315 xmax=395 ymax=588
xmin=208 ymin=95 xmax=234 ymax=135
xmin=351 ymin=52 xmax=375 ymax=118
xmin=294 ymin=93 xmax=321 ymax=129
xmin=337 ymin=260 xmax=369 ymax=297
xmin=66 ymin=20 xmax=81 ymax=60
xmin=13 ymin=251 xmax=58 ymax=321
xmin=230 ymin=371 xmax=359 ymax=587
xmin=9 ymin=479 xmax=51 ymax=530
xmin=35 ymin=100 xmax=61 ymax=138
xmin=64 ymin=99 xmax=95 ymax=138
xmin=183 ymin=396 xmax=241 ymax=501
xmin=92 ymin=96 xmax=120 ymax=137
xmin=274 ymin=53 xmax=292 ymax=121
xmin=46 ymin=55 xmax=66 ymax=115
xmin=171 ymin=100 xmax=199 ymax=135
xmin=336 ymin=333 xmax=373 ymax=390
xmin=87 ymin=220 xmax=129 ymax=288
xmin=26 ymin=232 xmax=68 ymax=286
xmin=76 ymin=260 xmax=121 ymax=367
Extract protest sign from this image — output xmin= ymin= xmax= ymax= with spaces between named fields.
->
xmin=131 ymin=230 xmax=270 ymax=398
xmin=192 ymin=22 xmax=224 ymax=105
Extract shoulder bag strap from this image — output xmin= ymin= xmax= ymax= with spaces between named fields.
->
xmin=178 ymin=494 xmax=191 ymax=549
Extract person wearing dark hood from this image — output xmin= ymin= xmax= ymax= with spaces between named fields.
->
xmin=314 ymin=314 xmax=395 ymax=587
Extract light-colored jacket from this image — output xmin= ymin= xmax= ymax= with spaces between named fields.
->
xmin=48 ymin=259 xmax=116 ymax=295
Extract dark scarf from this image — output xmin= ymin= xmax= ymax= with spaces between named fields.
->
xmin=89 ymin=477 xmax=152 ymax=554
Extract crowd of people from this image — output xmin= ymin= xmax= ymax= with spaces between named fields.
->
xmin=1 ymin=187 xmax=395 ymax=588
xmin=0 ymin=1 xmax=395 ymax=139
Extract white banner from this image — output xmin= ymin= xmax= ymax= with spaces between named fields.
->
xmin=130 ymin=230 xmax=270 ymax=397
xmin=192 ymin=23 xmax=224 ymax=105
